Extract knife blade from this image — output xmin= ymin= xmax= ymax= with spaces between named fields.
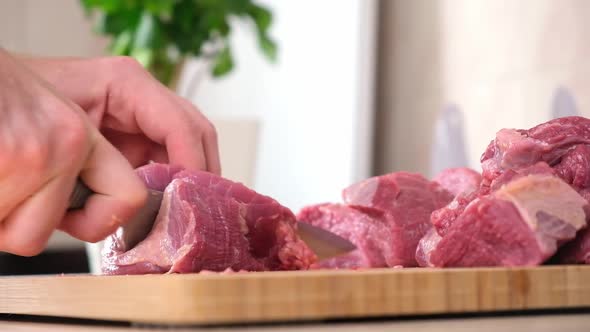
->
xmin=68 ymin=180 xmax=356 ymax=259
xmin=551 ymin=86 xmax=578 ymax=119
xmin=295 ymin=221 xmax=357 ymax=260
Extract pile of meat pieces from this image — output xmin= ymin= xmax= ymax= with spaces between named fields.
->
xmin=300 ymin=116 xmax=590 ymax=268
xmin=102 ymin=116 xmax=590 ymax=275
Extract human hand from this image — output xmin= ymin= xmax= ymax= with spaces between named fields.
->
xmin=0 ymin=50 xmax=147 ymax=256
xmin=18 ymin=55 xmax=221 ymax=175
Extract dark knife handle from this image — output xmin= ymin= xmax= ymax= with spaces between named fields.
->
xmin=68 ymin=179 xmax=94 ymax=210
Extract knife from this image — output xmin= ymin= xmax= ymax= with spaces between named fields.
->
xmin=429 ymin=104 xmax=469 ymax=178
xmin=68 ymin=180 xmax=356 ymax=260
xmin=551 ymin=86 xmax=578 ymax=119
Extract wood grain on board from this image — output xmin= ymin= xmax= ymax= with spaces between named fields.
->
xmin=0 ymin=266 xmax=588 ymax=325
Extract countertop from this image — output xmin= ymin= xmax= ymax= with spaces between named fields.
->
xmin=1 ymin=312 xmax=588 ymax=332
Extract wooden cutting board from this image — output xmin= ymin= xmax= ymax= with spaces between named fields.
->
xmin=0 ymin=265 xmax=589 ymax=325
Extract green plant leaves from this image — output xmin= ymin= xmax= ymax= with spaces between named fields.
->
xmin=130 ymin=48 xmax=153 ymax=67
xmin=259 ymin=34 xmax=277 ymax=62
xmin=80 ymin=0 xmax=277 ymax=84
xmin=109 ymin=29 xmax=133 ymax=54
xmin=134 ymin=12 xmax=162 ymax=49
xmin=144 ymin=0 xmax=175 ymax=16
xmin=95 ymin=10 xmax=140 ymax=35
xmin=212 ymin=46 xmax=234 ymax=77
xmin=249 ymin=4 xmax=272 ymax=33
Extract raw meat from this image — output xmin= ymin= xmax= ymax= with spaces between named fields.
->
xmin=430 ymin=190 xmax=479 ymax=237
xmin=101 ymin=163 xmax=316 ymax=275
xmin=481 ymin=116 xmax=590 ymax=189
xmin=431 ymin=162 xmax=557 ymax=238
xmin=297 ymin=203 xmax=391 ymax=269
xmin=417 ymin=175 xmax=587 ymax=267
xmin=415 ymin=228 xmax=442 ymax=267
xmin=554 ymin=145 xmax=590 ymax=191
xmin=479 ymin=116 xmax=590 ymax=264
xmin=433 ymin=167 xmax=482 ymax=197
xmin=556 ymin=227 xmax=590 ymax=264
xmin=342 ymin=172 xmax=453 ymax=267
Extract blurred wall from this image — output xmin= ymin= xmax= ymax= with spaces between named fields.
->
xmin=375 ymin=0 xmax=590 ymax=176
xmin=0 ymin=0 xmax=107 ymax=56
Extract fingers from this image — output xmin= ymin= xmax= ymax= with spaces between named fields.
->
xmin=0 ymin=174 xmax=77 ymax=256
xmin=177 ymin=99 xmax=222 ymax=175
xmin=104 ymin=63 xmax=218 ymax=172
xmin=101 ymin=129 xmax=169 ymax=167
xmin=59 ymin=132 xmax=147 ymax=242
xmin=203 ymin=131 xmax=221 ymax=175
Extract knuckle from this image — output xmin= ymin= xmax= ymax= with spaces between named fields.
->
xmin=58 ymin=116 xmax=89 ymax=160
xmin=19 ymin=138 xmax=50 ymax=173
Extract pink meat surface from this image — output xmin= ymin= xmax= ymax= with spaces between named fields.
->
xmin=101 ymin=163 xmax=316 ymax=275
xmin=297 ymin=203 xmax=391 ymax=269
xmin=480 ymin=116 xmax=590 ymax=187
xmin=415 ymin=228 xmax=442 ymax=267
xmin=479 ymin=117 xmax=590 ymax=264
xmin=417 ymin=175 xmax=587 ymax=267
xmin=342 ymin=172 xmax=453 ymax=267
xmin=430 ymin=190 xmax=479 ymax=237
xmin=431 ymin=162 xmax=559 ymax=237
xmin=433 ymin=167 xmax=482 ymax=197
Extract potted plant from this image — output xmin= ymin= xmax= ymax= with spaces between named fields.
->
xmin=80 ymin=0 xmax=277 ymax=91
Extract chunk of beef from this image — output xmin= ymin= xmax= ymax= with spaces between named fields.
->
xmin=416 ymin=175 xmax=587 ymax=267
xmin=101 ymin=163 xmax=316 ymax=274
xmin=433 ymin=167 xmax=482 ymax=197
xmin=342 ymin=172 xmax=453 ymax=267
xmin=297 ymin=203 xmax=391 ymax=269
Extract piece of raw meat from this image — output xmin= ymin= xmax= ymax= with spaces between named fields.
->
xmin=431 ymin=162 xmax=557 ymax=237
xmin=433 ymin=167 xmax=482 ymax=197
xmin=554 ymin=145 xmax=590 ymax=191
xmin=481 ymin=116 xmax=590 ymax=189
xmin=415 ymin=228 xmax=442 ymax=267
xmin=101 ymin=163 xmax=316 ymax=275
xmin=479 ymin=116 xmax=590 ymax=264
xmin=484 ymin=162 xmax=556 ymax=194
xmin=342 ymin=172 xmax=453 ymax=267
xmin=430 ymin=190 xmax=480 ymax=237
xmin=556 ymin=227 xmax=590 ymax=264
xmin=417 ymin=175 xmax=587 ymax=267
xmin=297 ymin=203 xmax=391 ymax=269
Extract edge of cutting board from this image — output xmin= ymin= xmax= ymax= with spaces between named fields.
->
xmin=1 ymin=265 xmax=589 ymax=325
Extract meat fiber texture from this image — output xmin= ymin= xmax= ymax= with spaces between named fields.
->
xmin=433 ymin=167 xmax=482 ymax=197
xmin=421 ymin=116 xmax=590 ymax=267
xmin=101 ymin=163 xmax=316 ymax=275
xmin=431 ymin=163 xmax=556 ymax=238
xmin=299 ymin=172 xmax=453 ymax=269
xmin=416 ymin=175 xmax=587 ymax=267
xmin=479 ymin=116 xmax=590 ymax=264
xmin=297 ymin=204 xmax=391 ymax=269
